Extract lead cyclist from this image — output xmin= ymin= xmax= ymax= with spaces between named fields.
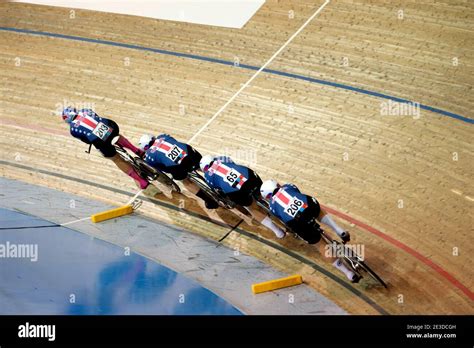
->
xmin=61 ymin=107 xmax=160 ymax=197
xmin=260 ymin=179 xmax=360 ymax=283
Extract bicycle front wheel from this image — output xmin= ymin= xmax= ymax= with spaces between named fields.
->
xmin=355 ymin=259 xmax=388 ymax=288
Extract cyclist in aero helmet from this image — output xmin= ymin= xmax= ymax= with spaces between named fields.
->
xmin=62 ymin=107 xmax=160 ymax=197
xmin=200 ymin=155 xmax=285 ymax=239
xmin=138 ymin=133 xmax=218 ymax=209
xmin=260 ymin=179 xmax=360 ymax=282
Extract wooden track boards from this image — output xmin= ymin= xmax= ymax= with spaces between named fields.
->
xmin=1 ymin=1 xmax=473 ymax=314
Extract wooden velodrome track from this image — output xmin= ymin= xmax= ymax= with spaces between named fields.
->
xmin=0 ymin=0 xmax=473 ymax=314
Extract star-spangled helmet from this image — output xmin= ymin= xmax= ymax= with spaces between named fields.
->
xmin=62 ymin=107 xmax=78 ymax=124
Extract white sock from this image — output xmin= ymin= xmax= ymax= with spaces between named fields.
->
xmin=333 ymin=259 xmax=355 ymax=280
xmin=321 ymin=215 xmax=345 ymax=236
xmin=261 ymin=216 xmax=285 ymax=238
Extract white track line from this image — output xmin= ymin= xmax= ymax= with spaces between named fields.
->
xmin=60 ymin=189 xmax=142 ymax=227
xmin=126 ymin=189 xmax=143 ymax=205
xmin=187 ymin=0 xmax=330 ymax=144
xmin=61 ymin=216 xmax=90 ymax=227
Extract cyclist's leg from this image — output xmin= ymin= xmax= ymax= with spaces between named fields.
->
xmin=225 ymin=173 xmax=285 ymax=238
xmin=245 ymin=200 xmax=285 ymax=238
xmin=319 ymin=237 xmax=359 ymax=282
xmin=168 ymin=149 xmax=217 ymax=208
xmin=110 ymin=154 xmax=149 ymax=189
xmin=317 ymin=205 xmax=349 ymax=241
xmin=94 ymin=130 xmax=151 ymax=191
xmin=103 ymin=121 xmax=141 ymax=157
xmin=182 ymin=178 xmax=200 ymax=194
xmin=227 ymin=171 xmax=285 ymax=237
xmin=296 ymin=217 xmax=358 ymax=282
xmin=332 ymin=257 xmax=359 ymax=282
xmin=313 ymin=232 xmax=355 ymax=279
xmin=182 ymin=178 xmax=218 ymax=209
xmin=116 ymin=134 xmax=144 ymax=157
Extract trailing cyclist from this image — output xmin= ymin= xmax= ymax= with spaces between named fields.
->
xmin=62 ymin=107 xmax=159 ymax=197
xmin=138 ymin=134 xmax=218 ymax=209
xmin=260 ymin=179 xmax=359 ymax=282
xmin=199 ymin=155 xmax=286 ymax=239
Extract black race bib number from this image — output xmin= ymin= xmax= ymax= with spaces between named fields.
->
xmin=167 ymin=145 xmax=182 ymax=161
xmin=224 ymin=169 xmax=240 ymax=185
xmin=226 ymin=171 xmax=238 ymax=183
xmin=92 ymin=122 xmax=112 ymax=140
xmin=285 ymin=197 xmax=305 ymax=217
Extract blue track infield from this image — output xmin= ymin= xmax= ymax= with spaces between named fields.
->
xmin=0 ymin=208 xmax=242 ymax=315
xmin=0 ymin=27 xmax=472 ymax=125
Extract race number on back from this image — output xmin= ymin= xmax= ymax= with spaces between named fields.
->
xmin=285 ymin=197 xmax=305 ymax=218
xmin=167 ymin=145 xmax=182 ymax=161
xmin=92 ymin=122 xmax=113 ymax=140
xmin=223 ymin=168 xmax=240 ymax=185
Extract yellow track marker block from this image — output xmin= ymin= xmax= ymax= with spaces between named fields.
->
xmin=252 ymin=274 xmax=303 ymax=294
xmin=91 ymin=205 xmax=134 ymax=223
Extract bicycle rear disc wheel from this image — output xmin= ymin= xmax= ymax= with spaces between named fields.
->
xmin=135 ymin=159 xmax=181 ymax=193
xmin=157 ymin=173 xmax=181 ymax=193
xmin=188 ymin=173 xmax=234 ymax=209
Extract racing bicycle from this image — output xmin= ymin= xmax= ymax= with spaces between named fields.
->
xmin=85 ymin=139 xmax=181 ymax=192
xmin=186 ymin=170 xmax=236 ymax=209
xmin=97 ymin=139 xmax=236 ymax=207
xmin=254 ymin=194 xmax=387 ymax=288
xmin=114 ymin=144 xmax=181 ymax=193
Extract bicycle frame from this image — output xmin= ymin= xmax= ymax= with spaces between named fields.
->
xmin=114 ymin=144 xmax=135 ymax=163
xmin=114 ymin=144 xmax=181 ymax=192
xmin=187 ymin=170 xmax=236 ymax=209
xmin=255 ymin=197 xmax=387 ymax=287
xmin=320 ymin=222 xmax=387 ymax=287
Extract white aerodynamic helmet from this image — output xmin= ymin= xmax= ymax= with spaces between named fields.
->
xmin=200 ymin=155 xmax=214 ymax=172
xmin=260 ymin=179 xmax=279 ymax=200
xmin=138 ymin=134 xmax=155 ymax=151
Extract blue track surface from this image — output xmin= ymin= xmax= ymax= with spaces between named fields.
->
xmin=0 ymin=27 xmax=472 ymax=124
xmin=0 ymin=208 xmax=241 ymax=315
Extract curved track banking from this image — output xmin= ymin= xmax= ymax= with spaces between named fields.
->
xmin=1 ymin=1 xmax=473 ymax=314
xmin=0 ymin=27 xmax=472 ymax=302
xmin=1 ymin=27 xmax=472 ymax=124
xmin=1 ymin=158 xmax=472 ymax=314
xmin=0 ymin=161 xmax=388 ymax=314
